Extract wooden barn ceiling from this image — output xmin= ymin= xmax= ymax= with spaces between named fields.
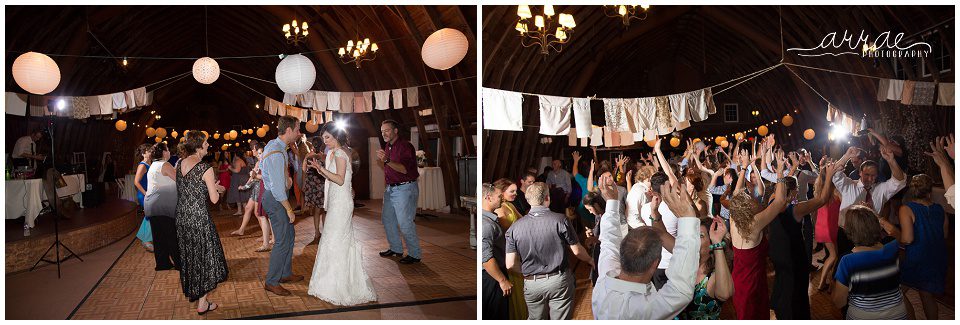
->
xmin=482 ymin=5 xmax=954 ymax=180
xmin=6 ymin=5 xmax=477 ymax=134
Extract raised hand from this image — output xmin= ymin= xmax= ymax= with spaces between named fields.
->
xmin=879 ymin=145 xmax=894 ymax=161
xmin=788 ymin=152 xmax=800 ymax=166
xmin=572 ymin=151 xmax=581 ymax=162
xmin=844 ymin=146 xmax=860 ymax=158
xmin=709 ymin=216 xmax=727 ymax=244
xmin=945 ymin=134 xmax=955 ymax=160
xmin=660 ymin=181 xmax=696 ymax=218
xmin=824 ymin=161 xmax=842 ymax=179
xmin=598 ymin=175 xmax=619 ymax=201
xmin=925 ymin=138 xmax=949 ymax=167
xmin=626 ymin=169 xmax=634 ymax=183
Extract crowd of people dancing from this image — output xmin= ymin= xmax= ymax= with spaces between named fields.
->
xmin=483 ymin=129 xmax=953 ymax=320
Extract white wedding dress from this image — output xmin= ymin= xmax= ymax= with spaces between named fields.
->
xmin=307 ymin=148 xmax=378 ymax=305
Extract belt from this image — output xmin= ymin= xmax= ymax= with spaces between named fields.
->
xmin=523 ymin=269 xmax=564 ymax=281
xmin=388 ymin=181 xmax=416 ymax=187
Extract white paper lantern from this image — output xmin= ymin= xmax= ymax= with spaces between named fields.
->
xmin=192 ymin=57 xmax=220 ymax=84
xmin=421 ymin=28 xmax=469 ymax=70
xmin=275 ymin=54 xmax=316 ymax=95
xmin=12 ymin=52 xmax=61 ymax=95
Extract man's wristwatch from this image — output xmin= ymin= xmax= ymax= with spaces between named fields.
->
xmin=384 ymin=158 xmax=391 ymax=165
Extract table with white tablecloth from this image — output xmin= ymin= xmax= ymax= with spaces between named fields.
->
xmin=5 ymin=174 xmax=86 ymax=228
xmin=417 ymin=167 xmax=447 ymax=211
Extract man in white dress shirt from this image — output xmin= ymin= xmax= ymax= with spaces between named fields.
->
xmin=12 ymin=129 xmax=45 ymax=169
xmin=831 ymin=145 xmax=905 ymax=257
xmin=592 ymin=175 xmax=700 ymax=320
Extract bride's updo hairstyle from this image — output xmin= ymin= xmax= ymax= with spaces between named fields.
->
xmin=321 ymin=123 xmax=349 ymax=147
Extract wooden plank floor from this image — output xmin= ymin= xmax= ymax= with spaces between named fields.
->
xmin=68 ymin=200 xmax=476 ymax=320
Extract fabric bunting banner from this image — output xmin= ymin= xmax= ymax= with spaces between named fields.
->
xmin=481 ymin=86 xmax=717 ymax=147
xmin=5 ymin=87 xmax=153 ymax=119
xmin=876 ymin=78 xmax=953 ymax=107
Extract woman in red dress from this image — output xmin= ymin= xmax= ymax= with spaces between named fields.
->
xmin=217 ymin=155 xmax=232 ymax=210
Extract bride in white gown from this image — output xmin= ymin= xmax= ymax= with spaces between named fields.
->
xmin=305 ymin=127 xmax=377 ymax=306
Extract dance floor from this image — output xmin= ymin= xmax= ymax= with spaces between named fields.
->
xmin=8 ymin=200 xmax=476 ymax=320
xmin=570 ymin=244 xmax=956 ymax=320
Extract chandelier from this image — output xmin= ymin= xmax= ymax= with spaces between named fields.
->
xmin=862 ymin=42 xmax=879 ymax=57
xmin=515 ymin=5 xmax=575 ymax=56
xmin=282 ymin=19 xmax=309 ymax=46
xmin=338 ymin=36 xmax=379 ymax=69
xmin=604 ymin=5 xmax=651 ymax=27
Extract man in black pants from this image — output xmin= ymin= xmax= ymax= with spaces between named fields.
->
xmin=481 ymin=183 xmax=510 ymax=319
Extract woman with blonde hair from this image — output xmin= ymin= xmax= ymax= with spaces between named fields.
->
xmin=492 ymin=177 xmax=526 ymax=320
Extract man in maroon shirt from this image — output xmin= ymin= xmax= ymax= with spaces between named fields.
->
xmin=375 ymin=120 xmax=422 ymax=264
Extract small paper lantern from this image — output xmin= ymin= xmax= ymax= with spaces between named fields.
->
xmin=146 ymin=127 xmax=156 ymax=137
xmin=154 ymin=137 xmax=162 ymax=143
xmin=262 ymin=124 xmax=269 ymax=131
xmin=155 ymin=127 xmax=167 ymax=138
xmin=669 ymin=137 xmax=680 ymax=147
xmin=214 ymin=132 xmax=220 ymax=140
xmin=234 ymin=143 xmax=239 ymax=147
xmin=256 ymin=127 xmax=267 ymax=138
xmin=306 ymin=121 xmax=319 ymax=133
xmin=721 ymin=140 xmax=729 ymax=147
xmin=221 ymin=144 xmax=229 ymax=151
xmin=735 ymin=132 xmax=744 ymax=140
xmin=714 ymin=136 xmax=725 ymax=146
xmin=229 ymin=130 xmax=238 ymax=140
xmin=692 ymin=138 xmax=701 ymax=143
xmin=782 ymin=114 xmax=794 ymax=126
xmin=115 ymin=120 xmax=127 ymax=131
xmin=201 ymin=130 xmax=209 ymax=138
xmin=275 ymin=54 xmax=316 ymax=95
xmin=421 ymin=28 xmax=470 ymax=70
xmin=248 ymin=129 xmax=254 ymax=135
xmin=192 ymin=57 xmax=220 ymax=84
xmin=171 ymin=130 xmax=179 ymax=138
xmin=758 ymin=125 xmax=769 ymax=136
xmin=804 ymin=129 xmax=816 ymax=140
xmin=12 ymin=52 xmax=61 ymax=95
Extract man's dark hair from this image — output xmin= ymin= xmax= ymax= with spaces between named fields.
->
xmin=860 ymin=160 xmax=879 ymax=171
xmin=582 ymin=191 xmax=606 ymax=212
xmin=620 ymin=227 xmax=663 ymax=274
xmin=277 ymin=116 xmax=300 ymax=135
xmin=650 ymin=171 xmax=669 ymax=194
xmin=381 ymin=119 xmax=400 ymax=130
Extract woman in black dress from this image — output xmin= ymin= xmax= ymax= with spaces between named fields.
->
xmin=175 ymin=132 xmax=228 ymax=315
xmin=765 ymin=155 xmax=840 ymax=320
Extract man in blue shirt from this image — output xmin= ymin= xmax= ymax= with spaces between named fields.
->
xmin=261 ymin=116 xmax=302 ymax=296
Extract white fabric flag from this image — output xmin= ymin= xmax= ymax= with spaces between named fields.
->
xmin=392 ymin=89 xmax=404 ymax=109
xmin=538 ymin=95 xmax=572 ymax=135
xmin=635 ymin=97 xmax=658 ymax=131
xmin=689 ymin=89 xmax=709 ymax=122
xmin=300 ymin=91 xmax=315 ymax=108
xmin=283 ymin=93 xmax=298 ymax=105
xmin=111 ymin=92 xmax=127 ymax=110
xmin=313 ymin=91 xmax=328 ymax=111
xmin=572 ymin=98 xmax=592 ymax=138
xmin=327 ymin=92 xmax=341 ymax=111
xmin=374 ymin=90 xmax=391 ymax=110
xmin=406 ymin=87 xmax=419 ymax=107
xmin=886 ymin=79 xmax=905 ymax=101
xmin=602 ymin=98 xmax=629 ymax=132
xmin=937 ymin=82 xmax=955 ymax=106
xmin=482 ymin=88 xmax=523 ymax=131
xmin=5 ymin=92 xmax=27 ymax=116
xmin=590 ymin=125 xmax=603 ymax=146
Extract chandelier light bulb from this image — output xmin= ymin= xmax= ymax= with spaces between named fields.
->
xmin=516 ymin=22 xmax=525 ymax=33
xmin=338 ymin=48 xmax=346 ymax=56
xmin=353 ymin=49 xmax=360 ymax=58
xmin=371 ymin=43 xmax=378 ymax=52
xmin=292 ymin=20 xmax=297 ymax=28
xmin=283 ymin=24 xmax=290 ymax=32
xmin=544 ymin=5 xmax=555 ymax=17
xmin=363 ymin=38 xmax=370 ymax=45
xmin=518 ymin=5 xmax=532 ymax=19
xmin=641 ymin=4 xmax=651 ymax=10
xmin=619 ymin=5 xmax=627 ymax=15
xmin=302 ymin=30 xmax=308 ymax=36
xmin=347 ymin=40 xmax=354 ymax=49
xmin=302 ymin=22 xmax=308 ymax=30
xmin=122 ymin=58 xmax=128 ymax=66
xmin=295 ymin=26 xmax=300 ymax=34
xmin=535 ymin=15 xmax=545 ymax=28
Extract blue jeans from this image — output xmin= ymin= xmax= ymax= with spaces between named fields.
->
xmin=382 ymin=182 xmax=421 ymax=259
xmin=262 ymin=190 xmax=294 ymax=286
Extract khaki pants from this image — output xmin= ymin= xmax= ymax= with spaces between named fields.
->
xmin=522 ymin=270 xmax=574 ymax=320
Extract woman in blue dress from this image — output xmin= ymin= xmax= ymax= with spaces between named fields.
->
xmin=134 ymin=143 xmax=154 ymax=252
xmin=898 ymin=174 xmax=948 ymax=320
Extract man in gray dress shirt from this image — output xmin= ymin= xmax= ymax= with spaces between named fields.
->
xmin=481 ymin=183 xmax=510 ymax=320
xmin=505 ymin=182 xmax=593 ymax=319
